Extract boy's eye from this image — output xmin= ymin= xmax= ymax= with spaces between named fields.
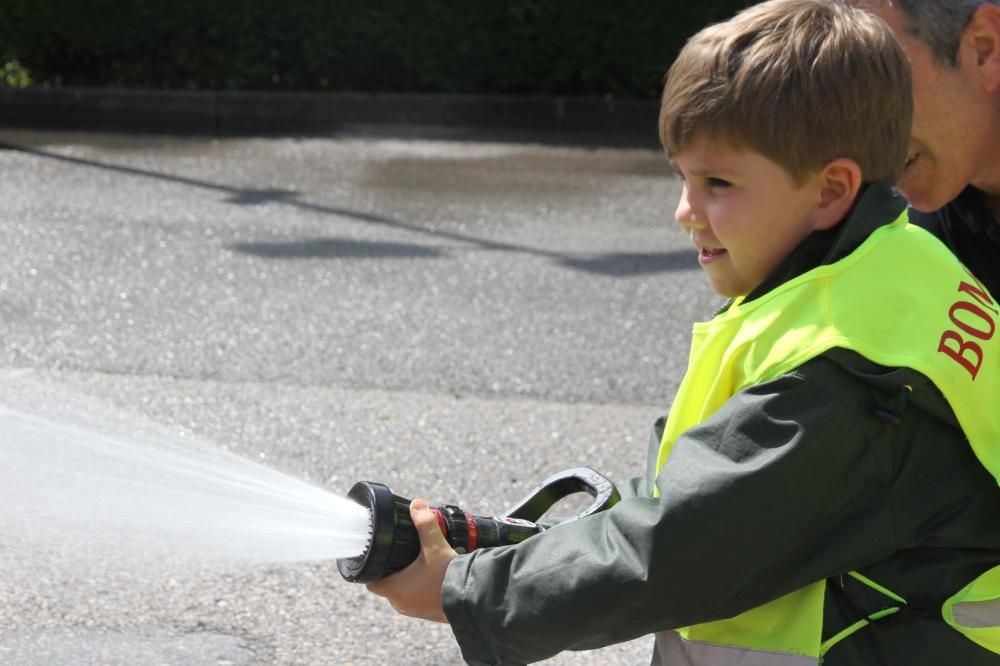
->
xmin=707 ymin=177 xmax=731 ymax=188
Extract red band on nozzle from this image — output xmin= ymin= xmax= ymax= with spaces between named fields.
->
xmin=465 ymin=511 xmax=478 ymax=551
xmin=432 ymin=508 xmax=447 ymax=535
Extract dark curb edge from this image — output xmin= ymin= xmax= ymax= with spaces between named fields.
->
xmin=0 ymin=87 xmax=661 ymax=145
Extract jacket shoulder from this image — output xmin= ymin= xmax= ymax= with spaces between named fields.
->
xmin=804 ymin=347 xmax=960 ymax=430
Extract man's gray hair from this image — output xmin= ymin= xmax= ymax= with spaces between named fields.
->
xmin=888 ymin=0 xmax=999 ymax=65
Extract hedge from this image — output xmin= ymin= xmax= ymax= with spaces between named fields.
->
xmin=0 ymin=1 xmax=753 ymax=98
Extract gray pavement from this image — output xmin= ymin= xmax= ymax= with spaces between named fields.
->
xmin=0 ymin=128 xmax=715 ymax=665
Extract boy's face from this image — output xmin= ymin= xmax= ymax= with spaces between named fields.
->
xmin=671 ymin=134 xmax=823 ymax=298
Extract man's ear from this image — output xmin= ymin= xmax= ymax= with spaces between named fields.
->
xmin=810 ymin=158 xmax=862 ymax=231
xmin=962 ymin=4 xmax=1000 ymax=93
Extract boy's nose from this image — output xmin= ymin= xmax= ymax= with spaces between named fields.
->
xmin=675 ymin=187 xmax=706 ymax=231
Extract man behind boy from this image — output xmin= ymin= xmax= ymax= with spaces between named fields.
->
xmin=852 ymin=0 xmax=1000 ymax=296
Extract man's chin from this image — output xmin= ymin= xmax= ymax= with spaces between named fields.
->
xmin=896 ymin=178 xmax=956 ymax=213
xmin=903 ymin=196 xmax=945 ymax=213
xmin=897 ymin=156 xmax=970 ymax=212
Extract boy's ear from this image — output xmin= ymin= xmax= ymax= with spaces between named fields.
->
xmin=810 ymin=158 xmax=862 ymax=231
xmin=963 ymin=5 xmax=1000 ymax=92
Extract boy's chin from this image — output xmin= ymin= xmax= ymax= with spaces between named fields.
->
xmin=708 ymin=281 xmax=751 ymax=300
xmin=706 ymin=269 xmax=761 ymax=299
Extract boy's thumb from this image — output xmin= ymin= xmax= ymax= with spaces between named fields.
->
xmin=410 ymin=498 xmax=451 ymax=553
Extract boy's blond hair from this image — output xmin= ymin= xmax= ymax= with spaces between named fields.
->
xmin=660 ymin=0 xmax=912 ymax=185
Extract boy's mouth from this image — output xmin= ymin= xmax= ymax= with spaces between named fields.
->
xmin=699 ymin=245 xmax=728 ymax=264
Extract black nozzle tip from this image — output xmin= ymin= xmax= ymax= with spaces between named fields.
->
xmin=337 ymin=481 xmax=398 ymax=583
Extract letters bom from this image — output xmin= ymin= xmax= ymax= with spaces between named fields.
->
xmin=938 ymin=274 xmax=996 ymax=380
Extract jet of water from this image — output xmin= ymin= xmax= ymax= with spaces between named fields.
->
xmin=0 ymin=373 xmax=371 ymax=565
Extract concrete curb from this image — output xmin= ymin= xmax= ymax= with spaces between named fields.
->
xmin=0 ymin=87 xmax=661 ymax=144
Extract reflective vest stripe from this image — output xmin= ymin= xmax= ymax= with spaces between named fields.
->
xmin=656 ymin=631 xmax=817 ymax=665
xmin=942 ymin=564 xmax=1000 ymax=652
xmin=953 ymin=599 xmax=1000 ymax=629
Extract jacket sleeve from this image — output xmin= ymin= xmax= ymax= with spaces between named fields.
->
xmin=441 ymin=357 xmax=899 ymax=666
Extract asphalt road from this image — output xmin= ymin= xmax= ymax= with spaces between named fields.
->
xmin=0 ymin=127 xmax=715 ymax=665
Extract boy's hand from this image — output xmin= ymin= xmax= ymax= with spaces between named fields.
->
xmin=366 ymin=498 xmax=458 ymax=623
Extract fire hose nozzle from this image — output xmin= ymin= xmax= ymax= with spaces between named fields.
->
xmin=337 ymin=467 xmax=620 ymax=584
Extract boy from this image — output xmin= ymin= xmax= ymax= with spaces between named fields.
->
xmin=370 ymin=1 xmax=1000 ymax=664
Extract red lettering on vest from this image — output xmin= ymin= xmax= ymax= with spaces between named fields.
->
xmin=962 ymin=266 xmax=993 ymax=295
xmin=950 ymin=301 xmax=996 ymax=340
xmin=958 ymin=279 xmax=998 ymax=313
xmin=939 ymin=280 xmax=995 ymax=380
xmin=939 ymin=330 xmax=984 ymax=380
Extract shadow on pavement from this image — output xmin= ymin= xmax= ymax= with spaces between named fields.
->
xmin=230 ymin=237 xmax=446 ymax=260
xmin=559 ymin=251 xmax=696 ymax=276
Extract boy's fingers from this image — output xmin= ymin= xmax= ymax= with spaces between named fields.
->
xmin=410 ymin=498 xmax=451 ymax=553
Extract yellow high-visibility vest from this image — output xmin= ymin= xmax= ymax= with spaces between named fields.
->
xmin=654 ymin=211 xmax=1000 ymax=663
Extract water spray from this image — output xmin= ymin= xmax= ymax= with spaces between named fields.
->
xmin=337 ymin=467 xmax=620 ymax=583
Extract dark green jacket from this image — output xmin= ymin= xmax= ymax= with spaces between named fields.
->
xmin=442 ymin=183 xmax=1000 ymax=665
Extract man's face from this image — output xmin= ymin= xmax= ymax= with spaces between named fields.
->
xmin=670 ymin=135 xmax=823 ymax=298
xmin=864 ymin=2 xmax=1000 ymax=211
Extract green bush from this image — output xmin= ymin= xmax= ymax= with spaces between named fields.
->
xmin=1 ymin=60 xmax=31 ymax=87
xmin=0 ymin=1 xmax=753 ymax=98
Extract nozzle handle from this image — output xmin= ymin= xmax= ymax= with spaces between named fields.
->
xmin=502 ymin=466 xmax=620 ymax=524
